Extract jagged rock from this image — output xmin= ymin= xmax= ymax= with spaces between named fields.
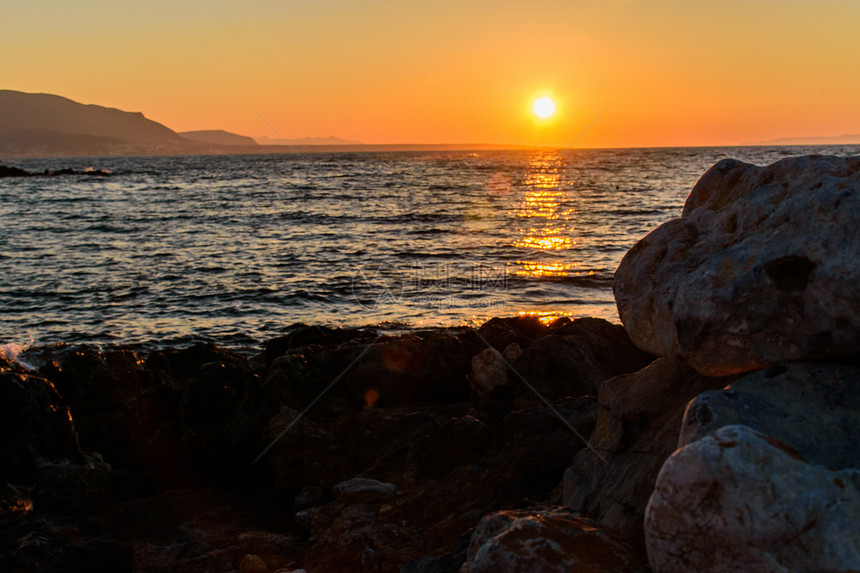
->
xmin=462 ymin=507 xmax=649 ymax=572
xmin=645 ymin=425 xmax=860 ymax=572
xmin=615 ymin=155 xmax=860 ymax=375
xmin=680 ymin=361 xmax=860 ymax=468
xmin=563 ymin=358 xmax=734 ymax=533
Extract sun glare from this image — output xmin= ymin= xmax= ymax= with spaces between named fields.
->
xmin=533 ymin=97 xmax=556 ymax=119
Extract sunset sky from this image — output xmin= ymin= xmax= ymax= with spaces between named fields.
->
xmin=5 ymin=0 xmax=860 ymax=148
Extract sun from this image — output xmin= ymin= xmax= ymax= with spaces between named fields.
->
xmin=533 ymin=97 xmax=556 ymax=119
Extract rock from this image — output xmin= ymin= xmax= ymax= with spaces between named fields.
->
xmin=332 ymin=478 xmax=396 ymax=503
xmin=680 ymin=361 xmax=860 ymax=469
xmin=462 ymin=507 xmax=649 ymax=572
xmin=614 ymin=155 xmax=860 ymax=375
xmin=509 ymin=319 xmax=655 ymax=403
xmin=563 ymin=358 xmax=734 ymax=533
xmin=0 ymin=363 xmax=82 ymax=482
xmin=645 ymin=424 xmax=860 ymax=572
xmin=0 ymin=164 xmax=31 ymax=177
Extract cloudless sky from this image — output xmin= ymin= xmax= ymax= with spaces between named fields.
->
xmin=4 ymin=0 xmax=860 ymax=147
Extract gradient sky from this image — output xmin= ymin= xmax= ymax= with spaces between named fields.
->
xmin=5 ymin=0 xmax=860 ymax=147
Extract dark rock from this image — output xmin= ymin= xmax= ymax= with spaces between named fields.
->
xmin=32 ymin=457 xmax=120 ymax=514
xmin=475 ymin=315 xmax=549 ymax=351
xmin=0 ymin=364 xmax=82 ymax=483
xmin=0 ymin=164 xmax=31 ymax=177
xmin=38 ymin=346 xmax=149 ymax=467
xmin=509 ymin=318 xmax=654 ymax=402
xmin=563 ymin=357 xmax=735 ymax=534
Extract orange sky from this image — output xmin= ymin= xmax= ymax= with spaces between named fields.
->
xmin=5 ymin=0 xmax=860 ymax=148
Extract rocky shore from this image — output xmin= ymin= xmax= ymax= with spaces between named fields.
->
xmin=2 ymin=154 xmax=859 ymax=572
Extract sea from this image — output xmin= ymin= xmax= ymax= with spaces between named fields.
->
xmin=2 ymin=145 xmax=858 ymax=355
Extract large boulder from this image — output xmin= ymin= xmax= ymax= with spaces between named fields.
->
xmin=645 ymin=425 xmax=860 ymax=572
xmin=615 ymin=155 xmax=860 ymax=376
xmin=461 ymin=508 xmax=649 ymax=573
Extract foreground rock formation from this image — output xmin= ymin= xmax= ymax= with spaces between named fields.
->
xmin=611 ymin=155 xmax=860 ymax=572
xmin=0 ymin=317 xmax=653 ymax=572
xmin=615 ymin=155 xmax=860 ymax=376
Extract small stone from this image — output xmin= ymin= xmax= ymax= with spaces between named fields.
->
xmin=332 ymin=477 xmax=396 ymax=503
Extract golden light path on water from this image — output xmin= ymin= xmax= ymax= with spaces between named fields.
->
xmin=514 ymin=153 xmax=585 ymax=325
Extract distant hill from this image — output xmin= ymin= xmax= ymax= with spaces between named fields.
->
xmin=254 ymin=135 xmax=363 ymax=146
xmin=0 ymin=90 xmax=198 ymax=156
xmin=0 ymin=90 xmax=528 ymax=158
xmin=751 ymin=134 xmax=860 ymax=146
xmin=180 ymin=130 xmax=258 ymax=147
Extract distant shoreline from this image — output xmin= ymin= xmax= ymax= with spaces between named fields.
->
xmin=5 ymin=141 xmax=860 ymax=161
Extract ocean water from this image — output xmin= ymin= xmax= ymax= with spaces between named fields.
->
xmin=1 ymin=145 xmax=858 ymax=351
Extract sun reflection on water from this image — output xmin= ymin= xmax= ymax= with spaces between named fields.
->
xmin=513 ymin=153 xmax=577 ymax=262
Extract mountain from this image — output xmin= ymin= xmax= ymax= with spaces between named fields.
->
xmin=180 ymin=130 xmax=258 ymax=147
xmin=751 ymin=134 xmax=860 ymax=146
xmin=254 ymin=135 xmax=363 ymax=146
xmin=0 ymin=90 xmax=198 ymax=157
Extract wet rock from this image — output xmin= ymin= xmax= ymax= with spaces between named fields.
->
xmin=680 ymin=361 xmax=860 ymax=469
xmin=645 ymin=425 xmax=860 ymax=572
xmin=563 ymin=358 xmax=734 ymax=533
xmin=615 ymin=155 xmax=860 ymax=375
xmin=462 ymin=507 xmax=649 ymax=573
xmin=0 ymin=363 xmax=82 ymax=482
